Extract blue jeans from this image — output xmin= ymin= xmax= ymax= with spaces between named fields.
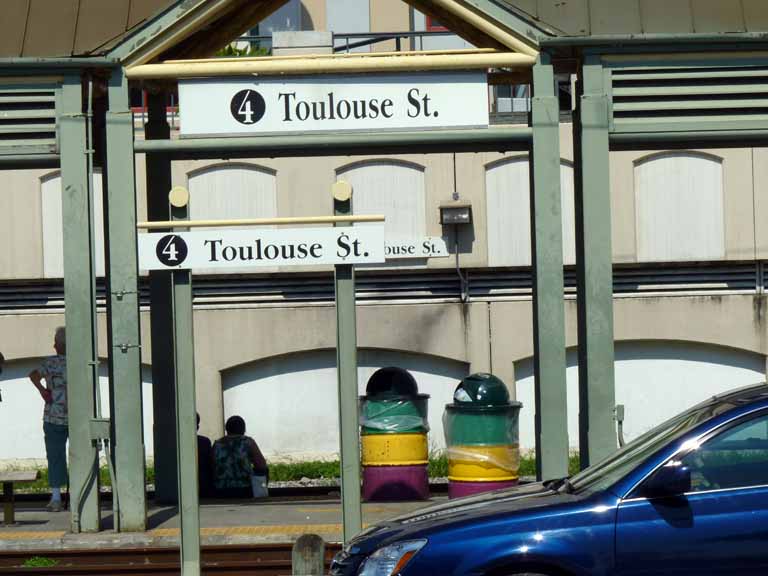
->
xmin=43 ymin=422 xmax=68 ymax=488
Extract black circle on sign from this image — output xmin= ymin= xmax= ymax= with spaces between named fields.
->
xmin=156 ymin=234 xmax=188 ymax=267
xmin=230 ymin=89 xmax=266 ymax=125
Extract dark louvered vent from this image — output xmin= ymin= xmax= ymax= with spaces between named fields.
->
xmin=0 ymin=264 xmax=761 ymax=312
xmin=610 ymin=65 xmax=768 ymax=133
xmin=0 ymin=85 xmax=58 ymax=154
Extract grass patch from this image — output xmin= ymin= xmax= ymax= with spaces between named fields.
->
xmin=269 ymin=461 xmax=340 ymax=482
xmin=16 ymin=452 xmax=583 ymax=492
xmin=22 ymin=557 xmax=58 ymax=568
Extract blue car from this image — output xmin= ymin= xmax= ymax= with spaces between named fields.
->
xmin=332 ymin=383 xmax=768 ymax=576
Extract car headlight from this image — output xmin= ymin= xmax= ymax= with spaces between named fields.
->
xmin=357 ymin=540 xmax=427 ymax=576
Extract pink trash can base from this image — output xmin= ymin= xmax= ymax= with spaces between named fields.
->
xmin=448 ymin=479 xmax=518 ymax=499
xmin=363 ymin=465 xmax=429 ymax=501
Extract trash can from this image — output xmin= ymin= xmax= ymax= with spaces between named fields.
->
xmin=360 ymin=367 xmax=430 ymax=501
xmin=443 ymin=373 xmax=522 ymax=499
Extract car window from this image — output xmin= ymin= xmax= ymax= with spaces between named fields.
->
xmin=681 ymin=412 xmax=768 ymax=493
xmin=569 ymin=404 xmax=716 ymax=493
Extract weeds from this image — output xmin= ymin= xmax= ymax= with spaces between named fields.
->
xmin=22 ymin=557 xmax=57 ymax=568
xmin=13 ymin=452 xmax=582 ymax=493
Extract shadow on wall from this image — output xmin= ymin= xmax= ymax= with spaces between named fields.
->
xmin=222 ymin=349 xmax=469 ymax=461
xmin=515 ymin=340 xmax=766 ymax=453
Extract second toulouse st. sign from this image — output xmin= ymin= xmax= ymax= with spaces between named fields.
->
xmin=138 ymin=226 xmax=386 ymax=271
xmin=179 ymin=72 xmax=489 ymax=136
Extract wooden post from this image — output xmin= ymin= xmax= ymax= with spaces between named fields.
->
xmin=2 ymin=482 xmax=14 ymax=525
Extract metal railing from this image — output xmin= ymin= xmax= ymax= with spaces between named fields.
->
xmin=240 ymin=30 xmax=461 ymax=54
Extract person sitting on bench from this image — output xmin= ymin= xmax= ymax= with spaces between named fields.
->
xmin=212 ymin=415 xmax=268 ymax=498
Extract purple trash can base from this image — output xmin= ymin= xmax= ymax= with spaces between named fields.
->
xmin=363 ymin=465 xmax=429 ymax=501
xmin=448 ymin=479 xmax=518 ymax=499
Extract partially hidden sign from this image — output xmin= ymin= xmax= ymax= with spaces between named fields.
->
xmin=179 ymin=72 xmax=489 ymax=137
xmin=138 ymin=226 xmax=386 ymax=271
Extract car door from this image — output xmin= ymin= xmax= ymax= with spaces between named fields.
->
xmin=614 ymin=410 xmax=768 ymax=576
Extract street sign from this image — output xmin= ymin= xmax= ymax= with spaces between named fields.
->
xmin=385 ymin=236 xmax=449 ymax=259
xmin=138 ymin=226 xmax=385 ymax=271
xmin=179 ymin=72 xmax=489 ymax=137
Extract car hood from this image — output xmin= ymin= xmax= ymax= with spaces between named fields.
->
xmin=350 ymin=482 xmax=581 ymax=552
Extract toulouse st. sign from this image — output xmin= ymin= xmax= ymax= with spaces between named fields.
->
xmin=138 ymin=226 xmax=386 ymax=271
xmin=179 ymin=72 xmax=489 ymax=136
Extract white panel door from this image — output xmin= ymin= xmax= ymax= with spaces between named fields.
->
xmin=515 ymin=341 xmax=765 ymax=452
xmin=486 ymin=158 xmax=576 ymax=266
xmin=41 ymin=173 xmax=106 ymax=278
xmin=222 ymin=350 xmax=468 ymax=460
xmin=188 ymin=164 xmax=277 ymax=274
xmin=338 ymin=160 xmax=426 ymax=261
xmin=635 ymin=152 xmax=725 ymax=262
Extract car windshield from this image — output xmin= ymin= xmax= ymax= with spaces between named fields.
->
xmin=568 ymin=394 xmax=740 ymax=494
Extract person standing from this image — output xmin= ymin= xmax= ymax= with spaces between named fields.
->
xmin=28 ymin=326 xmax=68 ymax=512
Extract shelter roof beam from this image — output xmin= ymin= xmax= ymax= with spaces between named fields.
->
xmin=125 ymin=50 xmax=535 ymax=79
xmin=404 ymin=0 xmax=539 ymax=56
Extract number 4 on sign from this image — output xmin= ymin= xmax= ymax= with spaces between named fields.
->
xmin=239 ymin=91 xmax=255 ymax=124
xmin=162 ymin=236 xmax=179 ymax=261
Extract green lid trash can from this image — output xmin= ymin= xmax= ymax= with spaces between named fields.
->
xmin=443 ymin=373 xmax=522 ymax=498
xmin=360 ymin=367 xmax=430 ymax=501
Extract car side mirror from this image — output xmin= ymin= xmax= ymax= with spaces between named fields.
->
xmin=643 ymin=461 xmax=691 ymax=498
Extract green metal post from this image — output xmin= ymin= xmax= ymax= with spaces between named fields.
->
xmin=334 ymin=188 xmax=363 ymax=542
xmin=172 ymin=202 xmax=200 ymax=576
xmin=104 ymin=69 xmax=146 ymax=531
xmin=575 ymin=55 xmax=617 ymax=468
xmin=60 ymin=74 xmax=100 ymax=532
xmin=530 ymin=55 xmax=569 ymax=480
xmin=145 ymin=92 xmax=178 ymax=504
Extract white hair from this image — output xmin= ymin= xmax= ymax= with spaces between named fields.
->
xmin=54 ymin=326 xmax=66 ymax=350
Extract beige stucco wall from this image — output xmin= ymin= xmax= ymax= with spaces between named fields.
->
xmin=370 ymin=0 xmax=411 ymax=52
xmin=2 ymin=128 xmax=762 ymax=280
xmin=2 ymin=293 xmax=766 ymax=440
xmin=490 ymin=294 xmax=768 ymax=365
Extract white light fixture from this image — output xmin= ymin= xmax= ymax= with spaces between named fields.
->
xmin=439 ymin=202 xmax=473 ymax=226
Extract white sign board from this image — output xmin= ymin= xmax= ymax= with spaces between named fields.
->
xmin=138 ymin=226 xmax=385 ymax=271
xmin=179 ymin=72 xmax=489 ymax=137
xmin=385 ymin=237 xmax=449 ymax=259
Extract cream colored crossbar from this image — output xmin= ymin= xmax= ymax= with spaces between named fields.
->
xmin=426 ymin=0 xmax=538 ymax=57
xmin=125 ymin=51 xmax=535 ymax=79
xmin=137 ymin=215 xmax=385 ymax=229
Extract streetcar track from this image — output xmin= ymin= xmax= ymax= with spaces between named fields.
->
xmin=0 ymin=543 xmax=341 ymax=575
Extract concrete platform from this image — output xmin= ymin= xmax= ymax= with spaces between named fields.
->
xmin=0 ymin=496 xmax=443 ymax=550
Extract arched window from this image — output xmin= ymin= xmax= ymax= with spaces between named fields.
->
xmin=337 ymin=159 xmax=426 ymax=245
xmin=187 ymin=163 xmax=277 ymax=273
xmin=485 ymin=157 xmax=575 ymax=266
xmin=187 ymin=163 xmax=277 ymax=224
xmin=515 ymin=341 xmax=764 ymax=452
xmin=40 ymin=172 xmax=105 ymax=278
xmin=634 ymin=152 xmax=724 ymax=262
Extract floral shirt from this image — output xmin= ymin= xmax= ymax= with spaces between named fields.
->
xmin=213 ymin=435 xmax=254 ymax=490
xmin=40 ymin=355 xmax=67 ymax=425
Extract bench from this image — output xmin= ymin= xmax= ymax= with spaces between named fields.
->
xmin=1 ymin=470 xmax=40 ymax=525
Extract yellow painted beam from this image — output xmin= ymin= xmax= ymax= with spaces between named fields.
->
xmin=126 ymin=51 xmax=535 ymax=79
xmin=424 ymin=0 xmax=539 ymax=57
xmin=137 ymin=215 xmax=385 ymax=229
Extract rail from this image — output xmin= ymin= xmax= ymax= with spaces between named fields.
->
xmin=0 ymin=543 xmax=341 ymax=575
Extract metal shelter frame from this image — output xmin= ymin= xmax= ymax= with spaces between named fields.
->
xmin=6 ymin=2 xmax=767 ymax=574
